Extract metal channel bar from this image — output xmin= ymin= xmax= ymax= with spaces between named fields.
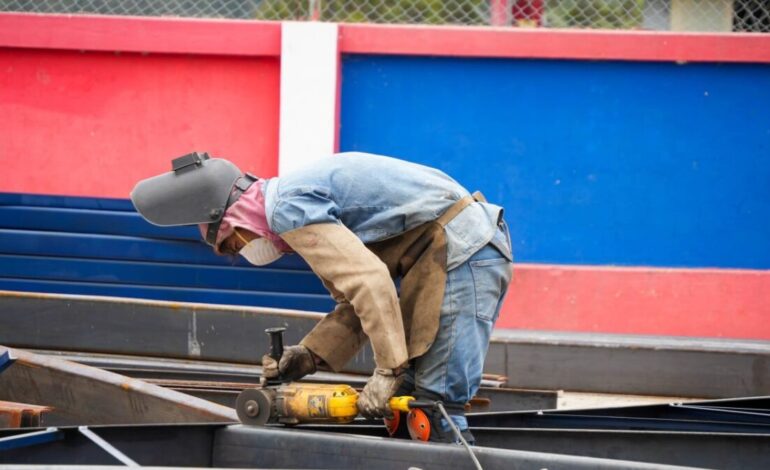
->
xmin=0 ymin=349 xmax=11 ymax=375
xmin=0 ymin=424 xmax=217 ymax=466
xmin=0 ymin=427 xmax=62 ymax=451
xmin=0 ymin=346 xmax=238 ymax=426
xmin=0 ymin=423 xmax=706 ymax=469
xmin=471 ymin=427 xmax=770 ymax=470
xmin=467 ymin=395 xmax=770 ymax=430
xmin=32 ymin=349 xmax=556 ymax=412
xmin=0 ymin=401 xmax=51 ymax=428
xmin=213 ymin=424 xmax=702 ymax=469
xmin=78 ymin=426 xmax=139 ymax=467
xmin=484 ymin=328 xmax=770 ymax=398
xmin=698 ymin=406 xmax=770 ymax=414
xmin=32 ymin=349 xmax=365 ymax=385
xmin=4 ymin=290 xmax=770 ymax=398
xmin=0 ymin=291 xmax=334 ymax=369
xmin=673 ymin=403 xmax=770 ymax=420
xmin=287 ymin=423 xmax=770 ymax=469
xmin=467 ymin=411 xmax=770 ymax=433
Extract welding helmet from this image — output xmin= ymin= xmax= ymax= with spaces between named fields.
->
xmin=130 ymin=152 xmax=258 ymax=246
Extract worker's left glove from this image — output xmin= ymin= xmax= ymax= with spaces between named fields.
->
xmin=357 ymin=367 xmax=405 ymax=419
xmin=261 ymin=345 xmax=317 ymax=382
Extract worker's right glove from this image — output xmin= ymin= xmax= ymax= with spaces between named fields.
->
xmin=261 ymin=345 xmax=317 ymax=382
xmin=358 ymin=367 xmax=405 ymax=419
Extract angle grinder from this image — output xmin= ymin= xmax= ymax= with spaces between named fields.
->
xmin=235 ymin=327 xmax=419 ymax=426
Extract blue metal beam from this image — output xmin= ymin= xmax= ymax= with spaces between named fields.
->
xmin=0 ymin=427 xmax=63 ymax=452
xmin=0 ymin=348 xmax=12 ymax=375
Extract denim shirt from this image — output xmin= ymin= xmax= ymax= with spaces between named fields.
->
xmin=263 ymin=152 xmax=510 ymax=270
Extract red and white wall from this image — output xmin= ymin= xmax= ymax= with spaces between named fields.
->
xmin=2 ymin=13 xmax=769 ymax=339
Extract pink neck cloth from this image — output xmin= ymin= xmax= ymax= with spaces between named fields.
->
xmin=199 ymin=180 xmax=291 ymax=254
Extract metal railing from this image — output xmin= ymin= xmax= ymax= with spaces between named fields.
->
xmin=1 ymin=0 xmax=768 ymax=32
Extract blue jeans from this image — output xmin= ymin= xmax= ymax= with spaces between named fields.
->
xmin=401 ymin=225 xmax=513 ymax=430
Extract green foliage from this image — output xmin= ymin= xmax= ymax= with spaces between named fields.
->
xmin=544 ymin=0 xmax=645 ymax=29
xmin=254 ymin=0 xmax=644 ymax=28
xmin=255 ymin=0 xmax=490 ymax=24
xmin=254 ymin=0 xmax=309 ymax=20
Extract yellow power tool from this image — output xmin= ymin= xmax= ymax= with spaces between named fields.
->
xmin=235 ymin=327 xmax=415 ymax=426
xmin=236 ymin=382 xmax=414 ymax=425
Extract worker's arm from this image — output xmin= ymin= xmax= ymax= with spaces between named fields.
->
xmin=280 ymin=223 xmax=409 ymax=372
xmin=300 ymin=301 xmax=368 ymax=372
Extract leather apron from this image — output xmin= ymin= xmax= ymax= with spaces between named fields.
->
xmin=298 ymin=193 xmax=486 ymax=371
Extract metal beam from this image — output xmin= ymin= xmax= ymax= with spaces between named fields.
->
xmin=3 ymin=290 xmax=770 ymax=397
xmin=251 ymin=422 xmax=770 ymax=469
xmin=274 ymin=422 xmax=770 ymax=469
xmin=0 ymin=424 xmax=215 ymax=466
xmin=0 ymin=346 xmax=237 ymax=426
xmin=471 ymin=428 xmax=770 ymax=470
xmin=0 ymin=401 xmax=50 ymax=428
xmin=78 ymin=426 xmax=139 ymax=467
xmin=484 ymin=329 xmax=770 ymax=397
xmin=0 ymin=290 xmax=343 ymax=368
xmin=467 ymin=396 xmax=770 ymax=432
xmin=213 ymin=424 xmax=702 ymax=469
xmin=0 ymin=423 xmax=707 ymax=468
xmin=0 ymin=427 xmax=63 ymax=451
xmin=32 ymin=350 xmax=557 ymax=411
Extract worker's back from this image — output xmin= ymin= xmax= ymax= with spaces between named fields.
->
xmin=263 ymin=152 xmax=469 ymax=242
xmin=263 ymin=152 xmax=509 ymax=269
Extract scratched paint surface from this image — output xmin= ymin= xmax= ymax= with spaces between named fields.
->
xmin=1 ymin=48 xmax=280 ymax=198
xmin=341 ymin=55 xmax=770 ymax=269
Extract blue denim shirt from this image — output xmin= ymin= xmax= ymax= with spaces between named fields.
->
xmin=263 ymin=152 xmax=510 ymax=270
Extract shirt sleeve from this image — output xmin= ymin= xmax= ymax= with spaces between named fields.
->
xmin=269 ymin=189 xmax=341 ymax=234
xmin=280 ymin=223 xmax=409 ymax=371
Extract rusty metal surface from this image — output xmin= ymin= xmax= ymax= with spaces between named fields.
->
xmin=472 ymin=387 xmax=557 ymax=412
xmin=484 ymin=329 xmax=770 ymax=398
xmin=0 ymin=401 xmax=51 ymax=428
xmin=0 ymin=346 xmax=237 ymax=426
xmin=28 ymin=349 xmax=550 ymax=411
xmin=0 ymin=423 xmax=710 ymax=469
xmin=4 ymin=290 xmax=769 ymax=397
xmin=0 ymin=290 xmax=329 ymax=367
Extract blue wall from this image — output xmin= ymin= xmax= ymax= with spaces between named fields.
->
xmin=3 ymin=56 xmax=769 ymax=309
xmin=340 ymin=55 xmax=770 ymax=269
xmin=0 ymin=193 xmax=333 ymax=311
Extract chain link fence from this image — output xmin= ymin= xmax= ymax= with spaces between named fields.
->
xmin=2 ymin=0 xmax=768 ymax=32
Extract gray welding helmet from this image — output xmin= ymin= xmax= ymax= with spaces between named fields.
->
xmin=130 ymin=152 xmax=257 ymax=246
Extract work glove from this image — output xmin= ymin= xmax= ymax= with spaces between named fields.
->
xmin=261 ymin=345 xmax=317 ymax=382
xmin=357 ymin=368 xmax=405 ymax=419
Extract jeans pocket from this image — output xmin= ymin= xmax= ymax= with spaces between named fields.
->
xmin=469 ymin=257 xmax=512 ymax=322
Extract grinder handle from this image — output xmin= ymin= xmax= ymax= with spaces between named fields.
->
xmin=389 ymin=396 xmax=441 ymax=412
xmin=265 ymin=327 xmax=286 ymax=361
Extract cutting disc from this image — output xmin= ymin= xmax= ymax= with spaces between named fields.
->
xmin=236 ymin=388 xmax=273 ymax=425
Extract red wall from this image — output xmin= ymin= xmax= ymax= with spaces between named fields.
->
xmin=2 ymin=13 xmax=769 ymax=340
xmin=1 ymin=49 xmax=280 ymax=198
xmin=499 ymin=265 xmax=770 ymax=338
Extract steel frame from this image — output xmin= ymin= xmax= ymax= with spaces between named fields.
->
xmin=0 ymin=423 xmax=710 ymax=469
xmin=3 ymin=291 xmax=769 ymax=397
xmin=0 ymin=346 xmax=237 ymax=426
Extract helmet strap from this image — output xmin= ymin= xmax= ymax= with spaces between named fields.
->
xmin=205 ymin=172 xmax=258 ymax=246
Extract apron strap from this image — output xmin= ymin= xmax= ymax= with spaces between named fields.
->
xmin=471 ymin=191 xmax=487 ymax=203
xmin=436 ymin=192 xmax=486 ymax=228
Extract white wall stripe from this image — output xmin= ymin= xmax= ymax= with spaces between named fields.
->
xmin=278 ymin=22 xmax=339 ymax=175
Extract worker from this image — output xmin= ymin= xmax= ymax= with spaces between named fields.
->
xmin=131 ymin=151 xmax=513 ymax=444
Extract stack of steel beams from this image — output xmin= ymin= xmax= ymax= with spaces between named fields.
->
xmin=1 ymin=291 xmax=769 ymax=468
xmin=2 ymin=290 xmax=768 ymax=398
